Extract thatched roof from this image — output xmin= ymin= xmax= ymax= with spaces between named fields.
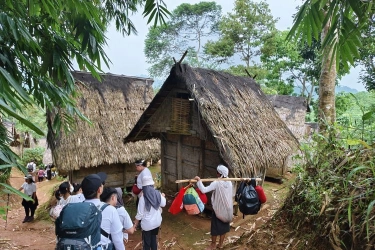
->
xmin=267 ymin=95 xmax=309 ymax=140
xmin=124 ymin=64 xmax=299 ymax=177
xmin=47 ymin=71 xmax=160 ymax=172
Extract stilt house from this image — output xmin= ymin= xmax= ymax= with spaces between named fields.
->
xmin=124 ymin=64 xmax=299 ymax=191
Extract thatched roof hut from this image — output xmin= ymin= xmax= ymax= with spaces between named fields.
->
xmin=124 ymin=64 xmax=298 ymax=189
xmin=47 ymin=72 xmax=160 ymax=186
xmin=267 ymin=95 xmax=309 ymax=140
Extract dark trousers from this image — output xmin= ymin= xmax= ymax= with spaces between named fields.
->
xmin=22 ymin=199 xmax=36 ymax=217
xmin=47 ymin=170 xmax=51 ymax=180
xmin=142 ymin=227 xmax=159 ymax=250
xmin=38 ymin=176 xmax=43 ymax=182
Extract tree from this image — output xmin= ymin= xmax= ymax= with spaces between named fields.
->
xmin=144 ymin=2 xmax=222 ymax=77
xmin=0 ymin=0 xmax=169 ymax=195
xmin=288 ymin=0 xmax=373 ymax=129
xmin=359 ymin=14 xmax=375 ymax=91
xmin=204 ymin=0 xmax=277 ymax=68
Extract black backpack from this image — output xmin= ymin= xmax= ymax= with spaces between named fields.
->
xmin=235 ymin=178 xmax=261 ymax=218
xmin=27 ymin=163 xmax=34 ymax=172
xmin=55 ymin=202 xmax=105 ymax=250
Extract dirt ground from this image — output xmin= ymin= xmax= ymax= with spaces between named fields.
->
xmin=0 ymin=169 xmax=293 ymax=250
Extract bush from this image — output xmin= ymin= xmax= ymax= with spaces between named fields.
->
xmin=20 ymin=147 xmax=45 ymax=167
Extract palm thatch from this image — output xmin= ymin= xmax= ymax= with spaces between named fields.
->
xmin=47 ymin=72 xmax=160 ymax=172
xmin=124 ymin=64 xmax=299 ymax=177
xmin=267 ymin=95 xmax=309 ymax=140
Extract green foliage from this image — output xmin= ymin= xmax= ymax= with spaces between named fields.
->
xmin=205 ymin=0 xmax=277 ymax=67
xmin=283 ymin=125 xmax=375 ymax=249
xmin=288 ymin=0 xmax=374 ymax=72
xmin=0 ymin=0 xmax=169 ymax=173
xmin=19 ymin=147 xmax=45 ymax=168
xmin=144 ymin=1 xmax=222 ymax=77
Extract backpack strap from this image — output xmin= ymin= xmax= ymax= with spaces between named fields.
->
xmin=98 ymin=203 xmax=112 ymax=241
xmin=250 ymin=178 xmax=256 ymax=187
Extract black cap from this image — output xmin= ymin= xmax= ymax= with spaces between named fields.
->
xmin=135 ymin=159 xmax=147 ymax=167
xmin=97 ymin=172 xmax=107 ymax=185
xmin=100 ymin=187 xmax=118 ymax=202
xmin=81 ymin=174 xmax=102 ymax=198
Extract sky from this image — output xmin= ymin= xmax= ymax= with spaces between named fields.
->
xmin=99 ymin=0 xmax=366 ymax=91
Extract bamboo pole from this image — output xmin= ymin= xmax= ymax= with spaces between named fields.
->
xmin=175 ymin=177 xmax=262 ymax=183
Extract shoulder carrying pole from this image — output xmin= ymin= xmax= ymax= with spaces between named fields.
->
xmin=175 ymin=177 xmax=262 ymax=184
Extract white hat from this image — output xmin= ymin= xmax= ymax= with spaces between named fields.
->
xmin=217 ymin=165 xmax=229 ymax=178
xmin=142 ymin=176 xmax=154 ymax=186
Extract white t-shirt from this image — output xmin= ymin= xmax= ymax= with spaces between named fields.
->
xmin=135 ymin=192 xmax=166 ymax=231
xmin=117 ymin=206 xmax=133 ymax=240
xmin=21 ymin=182 xmax=36 ymax=196
xmin=84 ymin=199 xmax=124 ymax=250
xmin=136 ymin=168 xmax=152 ymax=190
xmin=70 ymin=193 xmax=85 ymax=203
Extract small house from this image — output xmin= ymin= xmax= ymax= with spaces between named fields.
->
xmin=47 ymin=72 xmax=160 ymax=187
xmin=124 ymin=64 xmax=299 ymax=190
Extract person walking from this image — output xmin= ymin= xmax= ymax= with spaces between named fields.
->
xmin=37 ymin=167 xmax=45 ymax=182
xmin=19 ymin=174 xmax=38 ymax=222
xmin=114 ymin=188 xmax=134 ymax=244
xmin=45 ymin=164 xmax=52 ymax=181
xmin=82 ymin=173 xmax=124 ymax=250
xmin=194 ymin=165 xmax=233 ymax=250
xmin=133 ymin=176 xmax=166 ymax=250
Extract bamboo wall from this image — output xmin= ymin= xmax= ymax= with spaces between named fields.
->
xmin=70 ymin=163 xmax=137 ymax=188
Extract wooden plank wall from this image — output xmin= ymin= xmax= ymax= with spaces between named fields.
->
xmin=71 ymin=163 xmax=137 ymax=188
xmin=161 ymin=133 xmax=221 ymax=191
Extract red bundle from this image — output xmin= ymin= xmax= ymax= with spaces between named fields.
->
xmin=255 ymin=185 xmax=267 ymax=204
xmin=169 ymin=187 xmax=187 ymax=215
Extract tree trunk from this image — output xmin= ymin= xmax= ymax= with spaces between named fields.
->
xmin=318 ymin=20 xmax=337 ymax=131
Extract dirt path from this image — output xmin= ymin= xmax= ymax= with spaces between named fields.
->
xmin=0 ymin=169 xmax=292 ymax=250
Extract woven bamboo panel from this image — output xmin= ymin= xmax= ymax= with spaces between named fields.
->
xmin=170 ymin=98 xmax=191 ymax=134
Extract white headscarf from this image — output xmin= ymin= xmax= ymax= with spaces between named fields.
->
xmin=217 ymin=164 xmax=229 ymax=178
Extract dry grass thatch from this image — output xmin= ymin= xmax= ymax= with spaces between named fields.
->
xmin=125 ymin=64 xmax=299 ymax=177
xmin=47 ymin=71 xmax=160 ymax=171
xmin=267 ymin=95 xmax=308 ymax=140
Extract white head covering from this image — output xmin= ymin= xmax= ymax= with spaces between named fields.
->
xmin=217 ymin=164 xmax=229 ymax=178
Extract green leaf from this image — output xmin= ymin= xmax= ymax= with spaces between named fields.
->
xmin=0 ymin=183 xmax=34 ymax=201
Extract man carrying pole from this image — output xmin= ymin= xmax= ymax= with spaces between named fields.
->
xmin=194 ymin=164 xmax=233 ymax=250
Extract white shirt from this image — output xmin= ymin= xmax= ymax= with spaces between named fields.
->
xmin=196 ymin=179 xmax=233 ymax=211
xmin=117 ymin=206 xmax=133 ymax=240
xmin=84 ymin=199 xmax=124 ymax=250
xmin=136 ymin=168 xmax=152 ymax=190
xmin=135 ymin=192 xmax=166 ymax=231
xmin=57 ymin=196 xmax=72 ymax=206
xmin=21 ymin=182 xmax=36 ymax=196
xmin=70 ymin=193 xmax=85 ymax=203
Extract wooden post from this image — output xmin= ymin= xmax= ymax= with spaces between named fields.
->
xmin=161 ymin=135 xmax=166 ymax=188
xmin=198 ymin=139 xmax=205 ymax=177
xmin=176 ymin=135 xmax=183 ymax=189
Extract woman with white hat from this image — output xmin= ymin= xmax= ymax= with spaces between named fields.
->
xmin=133 ymin=176 xmax=166 ymax=250
xmin=19 ymin=174 xmax=38 ymax=223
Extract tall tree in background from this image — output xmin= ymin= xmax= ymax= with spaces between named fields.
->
xmin=144 ymin=2 xmax=222 ymax=77
xmin=205 ymin=0 xmax=277 ymax=69
xmin=359 ymin=13 xmax=375 ymax=91
xmin=288 ymin=0 xmax=373 ymax=129
xmin=0 ymin=0 xmax=169 ymax=193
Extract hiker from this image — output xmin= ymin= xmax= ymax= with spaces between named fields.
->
xmin=194 ymin=164 xmax=233 ymax=250
xmin=82 ymin=173 xmax=125 ymax=250
xmin=133 ymin=176 xmax=166 ymax=250
xmin=37 ymin=167 xmax=45 ymax=182
xmin=45 ymin=163 xmax=52 ymax=180
xmin=19 ymin=174 xmax=38 ymax=223
xmin=134 ymin=160 xmax=152 ymax=229
xmin=71 ymin=182 xmax=85 ymax=202
xmin=97 ymin=187 xmax=126 ymax=250
xmin=26 ymin=159 xmax=37 ymax=181
xmin=115 ymin=187 xmax=134 ymax=244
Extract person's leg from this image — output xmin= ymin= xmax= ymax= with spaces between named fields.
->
xmin=150 ymin=234 xmax=157 ymax=250
xmin=217 ymin=234 xmax=226 ymax=249
xmin=142 ymin=230 xmax=152 ymax=250
xmin=207 ymin=236 xmax=217 ymax=250
xmin=30 ymin=204 xmax=36 ymax=221
xmin=23 ymin=201 xmax=30 ymax=222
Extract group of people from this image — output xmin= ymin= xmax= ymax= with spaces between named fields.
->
xmin=19 ymin=158 xmax=232 ymax=250
xmin=26 ymin=160 xmax=54 ymax=182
